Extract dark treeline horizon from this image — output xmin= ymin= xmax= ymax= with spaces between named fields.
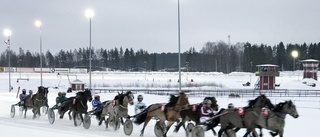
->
xmin=1 ymin=41 xmax=320 ymax=73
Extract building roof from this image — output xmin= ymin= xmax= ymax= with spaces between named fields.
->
xmin=256 ymin=64 xmax=279 ymax=67
xmin=301 ymin=59 xmax=320 ymax=63
xmin=71 ymin=79 xmax=85 ymax=84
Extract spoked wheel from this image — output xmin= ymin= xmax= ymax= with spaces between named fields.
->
xmin=74 ymin=114 xmax=82 ymax=126
xmin=83 ymin=114 xmax=91 ymax=129
xmin=10 ymin=105 xmax=15 ymax=118
xmin=48 ymin=108 xmax=55 ymax=124
xmin=123 ymin=119 xmax=133 ymax=136
xmin=154 ymin=121 xmax=166 ymax=137
xmin=187 ymin=123 xmax=195 ymax=135
xmin=191 ymin=126 xmax=205 ymax=137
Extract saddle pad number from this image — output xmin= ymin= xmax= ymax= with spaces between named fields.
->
xmin=238 ymin=107 xmax=244 ymax=116
xmin=262 ymin=107 xmax=269 ymax=117
xmin=112 ymin=100 xmax=116 ymax=106
xmin=192 ymin=105 xmax=197 ymax=111
xmin=161 ymin=105 xmax=165 ymax=112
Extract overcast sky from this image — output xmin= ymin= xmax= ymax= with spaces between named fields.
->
xmin=1 ymin=0 xmax=320 ymax=54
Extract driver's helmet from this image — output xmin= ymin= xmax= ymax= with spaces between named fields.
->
xmin=94 ymin=95 xmax=100 ymax=100
xmin=22 ymin=89 xmax=26 ymax=94
xmin=29 ymin=90 xmax=33 ymax=95
xmin=228 ymin=103 xmax=234 ymax=109
xmin=58 ymin=92 xmax=62 ymax=97
xmin=61 ymin=92 xmax=66 ymax=96
xmin=137 ymin=95 xmax=143 ymax=102
xmin=203 ymin=99 xmax=212 ymax=107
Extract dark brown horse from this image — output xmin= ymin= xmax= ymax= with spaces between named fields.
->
xmin=23 ymin=86 xmax=49 ymax=119
xmin=58 ymin=89 xmax=92 ymax=126
xmin=256 ymin=100 xmax=299 ymax=137
xmin=174 ymin=96 xmax=219 ymax=135
xmin=216 ymin=94 xmax=274 ymax=137
xmin=133 ymin=92 xmax=190 ymax=137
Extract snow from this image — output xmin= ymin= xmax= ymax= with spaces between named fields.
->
xmin=0 ymin=71 xmax=319 ymax=137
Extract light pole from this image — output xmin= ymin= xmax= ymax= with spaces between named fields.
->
xmin=35 ymin=20 xmax=43 ymax=87
xmin=186 ymin=61 xmax=189 ymax=81
xmin=177 ymin=0 xmax=182 ymax=92
xmin=85 ymin=9 xmax=94 ymax=92
xmin=144 ymin=61 xmax=147 ymax=80
xmin=291 ymin=50 xmax=298 ymax=71
xmin=3 ymin=29 xmax=12 ymax=92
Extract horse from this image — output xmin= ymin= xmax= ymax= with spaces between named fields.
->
xmin=216 ymin=94 xmax=274 ymax=137
xmin=256 ymin=100 xmax=299 ymax=137
xmin=99 ymin=91 xmax=134 ymax=130
xmin=22 ymin=86 xmax=49 ymax=119
xmin=133 ymin=92 xmax=190 ymax=137
xmin=58 ymin=89 xmax=92 ymax=126
xmin=174 ymin=96 xmax=219 ymax=135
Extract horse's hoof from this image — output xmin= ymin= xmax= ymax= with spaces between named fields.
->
xmin=98 ymin=120 xmax=103 ymax=126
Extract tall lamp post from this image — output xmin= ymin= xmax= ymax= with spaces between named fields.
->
xmin=85 ymin=9 xmax=94 ymax=92
xmin=144 ymin=61 xmax=147 ymax=80
xmin=3 ymin=29 xmax=12 ymax=92
xmin=177 ymin=0 xmax=182 ymax=92
xmin=35 ymin=20 xmax=43 ymax=87
xmin=291 ymin=50 xmax=298 ymax=71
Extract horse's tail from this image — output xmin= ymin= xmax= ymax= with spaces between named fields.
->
xmin=133 ymin=105 xmax=151 ymax=125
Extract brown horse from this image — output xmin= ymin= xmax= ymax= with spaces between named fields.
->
xmin=23 ymin=86 xmax=49 ymax=119
xmin=216 ymin=94 xmax=274 ymax=137
xmin=133 ymin=92 xmax=190 ymax=137
xmin=256 ymin=100 xmax=299 ymax=137
xmin=174 ymin=96 xmax=219 ymax=135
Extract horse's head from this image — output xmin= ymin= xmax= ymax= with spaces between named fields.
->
xmin=248 ymin=94 xmax=274 ymax=109
xmin=177 ymin=92 xmax=190 ymax=106
xmin=37 ymin=86 xmax=46 ymax=97
xmin=283 ymin=100 xmax=299 ymax=118
xmin=84 ymin=89 xmax=93 ymax=102
xmin=124 ymin=91 xmax=134 ymax=105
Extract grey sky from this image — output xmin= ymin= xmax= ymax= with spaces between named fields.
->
xmin=1 ymin=0 xmax=320 ymax=54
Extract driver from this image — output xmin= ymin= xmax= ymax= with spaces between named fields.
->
xmin=91 ymin=95 xmax=104 ymax=121
xmin=18 ymin=89 xmax=28 ymax=106
xmin=134 ymin=94 xmax=147 ymax=114
xmin=199 ymin=99 xmax=215 ymax=124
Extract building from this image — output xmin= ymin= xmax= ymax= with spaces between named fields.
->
xmin=301 ymin=59 xmax=319 ymax=80
xmin=255 ymin=64 xmax=280 ymax=90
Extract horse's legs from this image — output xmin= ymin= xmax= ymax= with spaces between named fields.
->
xmin=98 ymin=116 xmax=105 ymax=126
xmin=218 ymin=128 xmax=225 ymax=137
xmin=174 ymin=116 xmax=187 ymax=132
xmin=243 ymin=129 xmax=258 ymax=137
xmin=251 ymin=129 xmax=259 ymax=137
xmin=258 ymin=126 xmax=263 ymax=137
xmin=73 ymin=112 xmax=77 ymax=126
xmin=163 ymin=121 xmax=174 ymax=137
xmin=68 ymin=110 xmax=72 ymax=120
xmin=24 ymin=107 xmax=27 ymax=118
xmin=32 ymin=108 xmax=37 ymax=119
xmin=140 ymin=115 xmax=153 ymax=137
xmin=120 ymin=117 xmax=124 ymax=125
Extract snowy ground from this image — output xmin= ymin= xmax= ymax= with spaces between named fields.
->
xmin=0 ymin=72 xmax=319 ymax=137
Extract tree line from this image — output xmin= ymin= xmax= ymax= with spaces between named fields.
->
xmin=1 ymin=41 xmax=320 ymax=73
